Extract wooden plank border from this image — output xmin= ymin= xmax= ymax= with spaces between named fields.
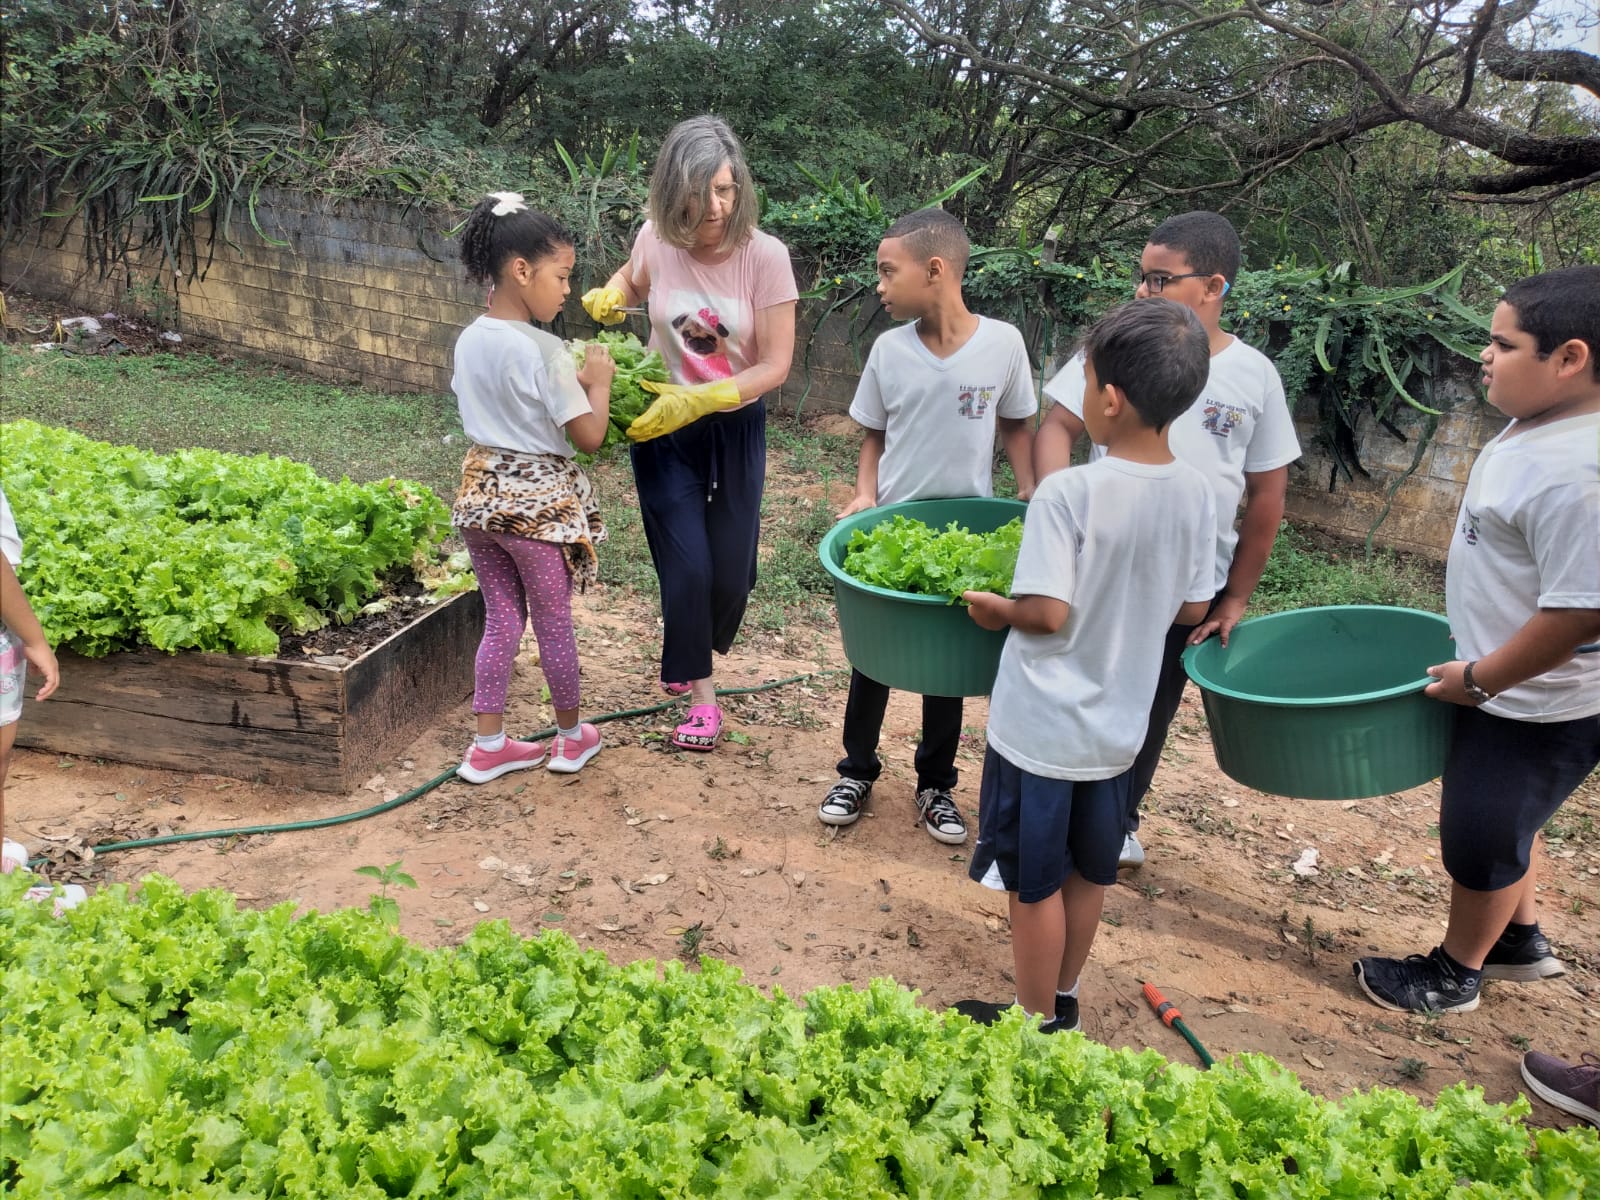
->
xmin=17 ymin=590 xmax=483 ymax=793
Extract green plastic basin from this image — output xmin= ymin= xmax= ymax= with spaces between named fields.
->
xmin=1182 ymin=605 xmax=1455 ymax=800
xmin=819 ymin=498 xmax=1026 ymax=697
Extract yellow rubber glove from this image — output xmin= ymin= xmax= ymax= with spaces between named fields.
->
xmin=626 ymin=379 xmax=743 ymax=442
xmin=582 ymin=286 xmax=628 ymax=326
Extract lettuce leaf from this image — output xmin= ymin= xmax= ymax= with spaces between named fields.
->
xmin=0 ymin=421 xmax=452 ymax=656
xmin=3 ymin=872 xmax=1595 ymax=1198
xmin=842 ymin=515 xmax=1023 ymax=601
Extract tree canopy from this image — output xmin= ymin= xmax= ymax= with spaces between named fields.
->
xmin=2 ymin=0 xmax=1594 ymax=285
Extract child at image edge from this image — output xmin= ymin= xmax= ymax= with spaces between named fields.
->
xmin=956 ymin=298 xmax=1217 ymax=1032
xmin=1 ymin=483 xmax=85 ymax=914
xmin=1034 ymin=211 xmax=1300 ymax=871
xmin=1354 ymin=265 xmax=1600 ymax=1024
xmin=450 ymin=193 xmax=616 ymax=782
xmin=820 ymin=208 xmax=1036 ymax=846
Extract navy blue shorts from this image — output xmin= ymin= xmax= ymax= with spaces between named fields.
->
xmin=967 ymin=747 xmax=1129 ymax=901
xmin=1440 ymin=705 xmax=1600 ymax=892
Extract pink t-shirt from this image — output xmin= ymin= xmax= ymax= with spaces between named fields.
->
xmin=626 ymin=222 xmax=798 ymax=386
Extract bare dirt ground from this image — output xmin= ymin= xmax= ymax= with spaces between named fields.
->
xmin=9 ymin=580 xmax=1598 ymax=1131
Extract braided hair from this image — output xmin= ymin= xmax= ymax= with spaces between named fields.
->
xmin=459 ymin=193 xmax=574 ymax=286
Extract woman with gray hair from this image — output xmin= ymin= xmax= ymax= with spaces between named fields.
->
xmin=584 ymin=115 xmax=798 ymax=751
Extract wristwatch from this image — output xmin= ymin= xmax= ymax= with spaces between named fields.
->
xmin=1462 ymin=660 xmax=1494 ymax=705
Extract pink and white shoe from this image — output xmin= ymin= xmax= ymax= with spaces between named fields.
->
xmin=2 ymin=838 xmax=29 ymax=875
xmin=457 ymin=737 xmax=547 ymax=784
xmin=25 ymin=882 xmax=87 ymax=917
xmin=547 ymin=723 xmax=601 ymax=774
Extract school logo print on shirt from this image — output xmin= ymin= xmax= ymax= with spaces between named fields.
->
xmin=1200 ymin=400 xmax=1245 ymax=438
xmin=957 ymin=385 xmax=994 ymax=419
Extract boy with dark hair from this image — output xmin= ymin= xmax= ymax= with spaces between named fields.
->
xmin=955 ymin=297 xmax=1217 ymax=1032
xmin=1033 ymin=210 xmax=1300 ymax=869
xmin=1354 ymin=265 xmax=1600 ymax=1015
xmin=822 ymin=207 xmax=1036 ymax=845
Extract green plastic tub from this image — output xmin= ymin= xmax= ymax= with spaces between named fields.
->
xmin=819 ymin=497 xmax=1026 ymax=697
xmin=1182 ymin=605 xmax=1456 ymax=800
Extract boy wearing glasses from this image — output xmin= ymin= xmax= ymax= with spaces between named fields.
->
xmin=1033 ymin=211 xmax=1300 ymax=870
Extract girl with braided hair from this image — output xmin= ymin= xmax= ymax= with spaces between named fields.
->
xmin=450 ymin=193 xmax=615 ymax=780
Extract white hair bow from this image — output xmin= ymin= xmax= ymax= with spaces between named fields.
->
xmin=489 ymin=191 xmax=528 ymax=216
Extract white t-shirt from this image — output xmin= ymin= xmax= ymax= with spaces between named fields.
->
xmin=1445 ymin=412 xmax=1600 ymax=722
xmin=987 ymin=459 xmax=1216 ymax=780
xmin=1044 ymin=337 xmax=1300 ymax=591
xmin=0 ymin=485 xmax=20 ymax=566
xmin=451 ymin=317 xmax=593 ymax=456
xmin=850 ymin=317 xmax=1037 ymax=506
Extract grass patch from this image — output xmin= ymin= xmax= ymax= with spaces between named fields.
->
xmin=2 ymin=345 xmax=1444 ymax=645
xmin=1253 ymin=522 xmax=1443 ymax=615
xmin=767 ymin=415 xmax=858 ymax=481
xmin=0 ymin=346 xmax=466 ymax=499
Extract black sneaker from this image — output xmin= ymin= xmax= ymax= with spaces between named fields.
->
xmin=1047 ymin=994 xmax=1081 ymax=1033
xmin=1353 ymin=946 xmax=1481 ymax=1014
xmin=916 ymin=787 xmax=967 ymax=845
xmin=952 ymin=998 xmax=1012 ymax=1026
xmin=1482 ymin=925 xmax=1566 ymax=982
xmin=952 ymin=997 xmax=1076 ymax=1031
xmin=818 ymin=777 xmax=871 ymax=826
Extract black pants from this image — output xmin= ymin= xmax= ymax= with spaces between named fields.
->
xmin=837 ymin=669 xmax=963 ymax=793
xmin=630 ymin=401 xmax=765 ymax=684
xmin=1125 ymin=597 xmax=1216 ymax=834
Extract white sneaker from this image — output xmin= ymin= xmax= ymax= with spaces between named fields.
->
xmin=24 ymin=882 xmax=87 ymax=916
xmin=1 ymin=838 xmax=29 ymax=874
xmin=1119 ymin=833 xmax=1146 ymax=869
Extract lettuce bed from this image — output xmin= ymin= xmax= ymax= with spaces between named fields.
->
xmin=0 ymin=421 xmax=453 ymax=657
xmin=2 ymin=875 xmax=1594 ymax=1198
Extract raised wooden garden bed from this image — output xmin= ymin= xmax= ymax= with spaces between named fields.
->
xmin=18 ymin=591 xmax=483 ymax=793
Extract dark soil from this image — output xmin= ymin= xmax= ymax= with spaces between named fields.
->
xmin=275 ymin=579 xmax=444 ymax=663
xmin=2 ymin=292 xmax=200 ymax=359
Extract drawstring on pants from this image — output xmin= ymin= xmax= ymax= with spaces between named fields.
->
xmin=707 ymin=423 xmax=724 ymax=503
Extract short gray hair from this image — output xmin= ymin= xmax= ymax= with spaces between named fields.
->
xmin=647 ymin=115 xmax=758 ymax=252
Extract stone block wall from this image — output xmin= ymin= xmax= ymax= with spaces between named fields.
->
xmin=1 ymin=189 xmax=483 ymax=394
xmin=3 ymin=189 xmax=1490 ymax=558
xmin=1281 ymin=382 xmax=1502 ymax=559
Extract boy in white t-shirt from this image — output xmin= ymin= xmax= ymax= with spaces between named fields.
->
xmin=1354 ymin=266 xmax=1600 ymax=1016
xmin=954 ymin=298 xmax=1216 ymax=1033
xmin=1033 ymin=211 xmax=1300 ymax=869
xmin=819 ymin=208 xmax=1036 ymax=846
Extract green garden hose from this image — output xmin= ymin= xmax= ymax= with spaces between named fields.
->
xmin=1143 ymin=982 xmax=1216 ymax=1069
xmin=37 ymin=671 xmax=840 ymax=865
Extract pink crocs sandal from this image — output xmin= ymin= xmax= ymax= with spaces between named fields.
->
xmin=661 ymin=681 xmax=692 ymax=697
xmin=671 ymin=704 xmax=722 ymax=751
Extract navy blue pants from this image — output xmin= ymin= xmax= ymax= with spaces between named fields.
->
xmin=1441 ymin=705 xmax=1600 ymax=891
xmin=1126 ymin=595 xmax=1217 ymax=833
xmin=630 ymin=401 xmax=766 ymax=684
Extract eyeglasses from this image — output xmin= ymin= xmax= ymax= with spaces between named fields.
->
xmin=1138 ymin=271 xmax=1209 ymax=293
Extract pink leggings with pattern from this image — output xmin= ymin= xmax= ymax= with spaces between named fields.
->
xmin=462 ymin=528 xmax=580 ymax=714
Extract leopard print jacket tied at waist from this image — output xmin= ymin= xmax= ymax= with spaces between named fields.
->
xmin=451 ymin=444 xmax=608 ymax=590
